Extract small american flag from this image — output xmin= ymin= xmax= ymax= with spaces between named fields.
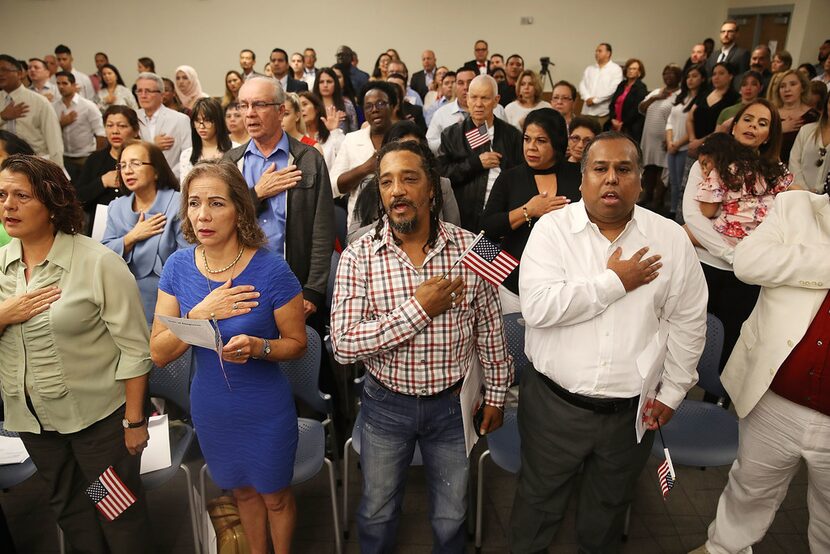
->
xmin=657 ymin=448 xmax=675 ymax=499
xmin=465 ymin=124 xmax=490 ymax=150
xmin=461 ymin=235 xmax=519 ymax=287
xmin=86 ymin=466 xmax=137 ymax=521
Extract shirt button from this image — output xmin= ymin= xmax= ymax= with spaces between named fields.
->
xmin=770 ymin=368 xmax=776 ymax=375
xmin=787 ymin=340 xmax=794 ymax=347
xmin=420 ymin=388 xmax=427 ymax=394
xmin=818 ymin=340 xmax=824 ymax=346
xmin=421 ymin=359 xmax=427 ymax=364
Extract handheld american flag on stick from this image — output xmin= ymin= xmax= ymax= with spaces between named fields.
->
xmin=465 ymin=124 xmax=491 ymax=150
xmin=86 ymin=466 xmax=137 ymax=521
xmin=656 ymin=421 xmax=676 ymax=499
xmin=445 ymin=231 xmax=518 ymax=286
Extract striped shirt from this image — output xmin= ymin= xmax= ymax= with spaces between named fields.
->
xmin=331 ymin=220 xmax=513 ymax=407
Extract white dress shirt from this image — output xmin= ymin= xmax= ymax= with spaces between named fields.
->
xmin=504 ymin=100 xmax=552 ymax=130
xmin=665 ymin=100 xmax=692 ymax=151
xmin=52 ymin=94 xmax=105 ymax=157
xmin=137 ymin=105 xmax=192 ymax=179
xmin=30 ymin=81 xmax=57 ymax=102
xmin=578 ymin=61 xmax=623 ymax=117
xmin=95 ymin=85 xmax=138 ymax=112
xmin=0 ymin=85 xmax=63 ymax=166
xmin=426 ymin=99 xmax=507 ymax=153
xmin=519 ymin=201 xmax=707 ymax=409
xmin=71 ymin=69 xmax=96 ymax=101
xmin=328 ymin=126 xmax=374 ymax=227
xmin=302 ymin=68 xmax=317 ymax=88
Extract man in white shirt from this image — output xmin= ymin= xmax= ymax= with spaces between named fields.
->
xmin=27 ymin=58 xmax=57 ymax=102
xmin=578 ymin=43 xmax=623 ymax=128
xmin=54 ymin=45 xmax=95 ymax=101
xmin=512 ymin=132 xmax=707 ymax=553
xmin=0 ymin=55 xmax=63 ymax=167
xmin=53 ymin=71 xmax=105 ymax=181
xmin=302 ymin=48 xmax=318 ymax=88
xmin=426 ymin=67 xmax=506 ymax=153
xmin=462 ymin=40 xmax=491 ymax=75
xmin=134 ymin=72 xmax=191 ymax=179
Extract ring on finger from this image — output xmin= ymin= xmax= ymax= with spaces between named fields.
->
xmin=450 ymin=291 xmax=457 ymax=300
xmin=232 ymin=302 xmax=239 ymax=310
xmin=236 ymin=348 xmax=242 ymax=357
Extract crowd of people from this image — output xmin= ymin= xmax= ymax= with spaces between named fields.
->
xmin=0 ymin=22 xmax=829 ymax=554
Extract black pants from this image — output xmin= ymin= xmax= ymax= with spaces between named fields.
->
xmin=19 ymin=405 xmax=151 ymax=554
xmin=701 ymin=263 xmax=761 ymax=372
xmin=509 ymin=368 xmax=653 ymax=554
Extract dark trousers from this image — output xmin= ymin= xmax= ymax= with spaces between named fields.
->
xmin=701 ymin=263 xmax=760 ymax=371
xmin=509 ymin=368 xmax=654 ymax=554
xmin=19 ymin=405 xmax=151 ymax=554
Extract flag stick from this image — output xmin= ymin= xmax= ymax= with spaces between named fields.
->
xmin=442 ymin=230 xmax=485 ymax=279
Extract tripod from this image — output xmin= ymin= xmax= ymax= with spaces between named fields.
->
xmin=539 ymin=57 xmax=556 ymax=92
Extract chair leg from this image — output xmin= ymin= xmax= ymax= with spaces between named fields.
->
xmin=342 ymin=438 xmax=352 ymax=539
xmin=323 ymin=458 xmax=342 ymax=554
xmin=176 ymin=464 xmax=201 ymax=554
xmin=324 ymin=418 xmax=342 ymax=485
xmin=57 ymin=525 xmax=65 ymax=554
xmin=622 ymin=504 xmax=631 ymax=542
xmin=475 ymin=450 xmax=490 ymax=551
xmin=199 ymin=464 xmax=209 ymax=551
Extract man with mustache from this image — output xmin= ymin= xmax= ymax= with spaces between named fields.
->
xmin=512 ymin=132 xmax=707 ymax=553
xmin=331 ymin=139 xmax=512 ymax=553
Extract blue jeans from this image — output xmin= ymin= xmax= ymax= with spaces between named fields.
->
xmin=357 ymin=374 xmax=468 ymax=554
xmin=666 ymin=149 xmax=688 ymax=216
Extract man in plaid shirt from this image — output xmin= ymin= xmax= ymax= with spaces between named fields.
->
xmin=331 ymin=140 xmax=513 ymax=553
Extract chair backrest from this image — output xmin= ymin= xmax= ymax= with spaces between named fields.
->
xmin=334 ymin=205 xmax=348 ymax=250
xmin=292 ymin=418 xmax=325 ymax=485
xmin=502 ymin=313 xmax=528 ymax=385
xmin=281 ymin=326 xmax=333 ymax=415
xmin=149 ymin=348 xmax=193 ymax=413
xmin=696 ymin=313 xmax=727 ymax=398
xmin=326 ymin=250 xmax=341 ymax=311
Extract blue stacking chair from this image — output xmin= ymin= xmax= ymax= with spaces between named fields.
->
xmin=474 ymin=406 xmax=520 ymax=551
xmin=649 ymin=313 xmax=737 ymax=466
xmin=144 ymin=348 xmax=201 ymax=554
xmin=502 ymin=313 xmax=528 ymax=386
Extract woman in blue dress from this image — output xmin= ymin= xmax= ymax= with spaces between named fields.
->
xmin=150 ymin=160 xmax=307 ymax=554
xmin=102 ymin=140 xmax=188 ymax=325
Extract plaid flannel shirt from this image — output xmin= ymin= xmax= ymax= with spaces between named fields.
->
xmin=331 ymin=221 xmax=513 ymax=407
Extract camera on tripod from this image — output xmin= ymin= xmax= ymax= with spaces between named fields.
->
xmin=540 ymin=56 xmax=553 ymax=76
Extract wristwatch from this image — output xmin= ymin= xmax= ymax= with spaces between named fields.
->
xmin=260 ymin=338 xmax=271 ymax=358
xmin=122 ymin=417 xmax=147 ymax=429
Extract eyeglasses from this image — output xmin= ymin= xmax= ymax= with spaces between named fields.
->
xmin=237 ymin=101 xmax=281 ymax=112
xmin=551 ymin=95 xmax=573 ymax=102
xmin=818 ymin=147 xmax=827 ymax=167
xmin=568 ymin=135 xmax=593 ymax=146
xmin=194 ymin=119 xmax=215 ymax=128
xmin=135 ymin=88 xmax=161 ymax=95
xmin=117 ymin=160 xmax=153 ymax=171
xmin=363 ymin=100 xmax=389 ymax=112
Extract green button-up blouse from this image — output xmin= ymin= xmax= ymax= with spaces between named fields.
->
xmin=0 ymin=232 xmax=152 ymax=434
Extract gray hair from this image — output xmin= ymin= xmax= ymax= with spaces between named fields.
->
xmin=580 ymin=131 xmax=643 ymax=174
xmin=243 ymin=75 xmax=286 ymax=104
xmin=469 ymin=74 xmax=498 ymax=97
xmin=135 ymin=72 xmax=164 ymax=91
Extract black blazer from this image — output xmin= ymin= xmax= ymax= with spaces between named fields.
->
xmin=498 ymin=81 xmax=516 ymax=107
xmin=705 ymin=47 xmax=750 ymax=85
xmin=436 ymin=116 xmax=523 ymax=232
xmin=462 ymin=60 xmax=490 ymax=75
xmin=605 ymin=79 xmax=648 ymax=142
xmin=286 ymin=77 xmax=309 ymax=93
xmin=410 ymin=70 xmax=430 ymax=100
xmin=481 ymin=163 xmax=582 ymax=294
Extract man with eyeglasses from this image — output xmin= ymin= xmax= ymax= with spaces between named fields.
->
xmin=330 ymin=81 xmax=397 ymax=229
xmin=463 ymin=40 xmax=491 ymax=76
xmin=224 ymin=76 xmax=333 ymax=320
xmin=0 ymin=54 xmax=63 ymax=167
xmin=134 ymin=72 xmax=190 ymax=179
xmin=704 ymin=20 xmax=750 ymax=81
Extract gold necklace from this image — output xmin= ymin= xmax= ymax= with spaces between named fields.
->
xmin=202 ymin=245 xmax=244 ymax=274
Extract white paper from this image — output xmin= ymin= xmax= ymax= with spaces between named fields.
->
xmin=156 ymin=315 xmax=220 ymax=350
xmin=0 ymin=435 xmax=30 ymax=465
xmin=634 ymin=325 xmax=670 ymax=443
xmin=91 ymin=204 xmax=109 ymax=241
xmin=461 ymin=357 xmax=485 ymax=457
xmin=636 ymin=367 xmax=663 ymax=444
xmin=140 ymin=415 xmax=172 ymax=474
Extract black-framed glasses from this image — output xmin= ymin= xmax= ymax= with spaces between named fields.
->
xmin=117 ymin=160 xmax=153 ymax=171
xmin=552 ymin=95 xmax=573 ymax=102
xmin=817 ymin=147 xmax=827 ymax=168
xmin=363 ymin=100 xmax=389 ymax=112
xmin=237 ymin=101 xmax=280 ymax=112
xmin=194 ymin=119 xmax=215 ymax=128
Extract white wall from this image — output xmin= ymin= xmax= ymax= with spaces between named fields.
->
xmin=2 ymin=0 xmax=824 ymax=95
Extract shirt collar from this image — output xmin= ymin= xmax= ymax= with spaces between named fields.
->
xmin=450 ymin=99 xmax=465 ymax=115
xmin=372 ymin=218 xmax=454 ymax=257
xmin=1 ymin=231 xmax=74 ymax=274
xmin=245 ymin=130 xmax=289 ymax=160
xmin=568 ymin=200 xmax=645 ymax=237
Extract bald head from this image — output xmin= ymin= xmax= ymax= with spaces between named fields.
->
xmin=421 ymin=50 xmax=436 ymax=72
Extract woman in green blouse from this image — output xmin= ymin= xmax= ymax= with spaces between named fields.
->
xmin=0 ymin=155 xmax=153 ymax=553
